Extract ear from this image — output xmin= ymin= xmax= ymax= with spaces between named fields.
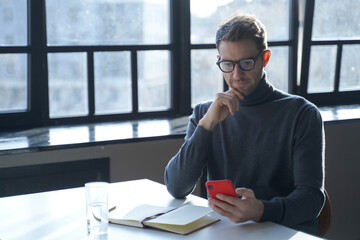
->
xmin=262 ymin=50 xmax=271 ymax=67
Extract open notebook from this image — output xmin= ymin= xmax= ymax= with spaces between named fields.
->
xmin=109 ymin=204 xmax=220 ymax=235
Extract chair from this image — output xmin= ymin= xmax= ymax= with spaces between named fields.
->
xmin=317 ymin=189 xmax=332 ymax=237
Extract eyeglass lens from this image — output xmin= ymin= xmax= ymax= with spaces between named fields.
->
xmin=219 ymin=59 xmax=255 ymax=72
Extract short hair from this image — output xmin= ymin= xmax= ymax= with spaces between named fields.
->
xmin=215 ymin=12 xmax=268 ymax=52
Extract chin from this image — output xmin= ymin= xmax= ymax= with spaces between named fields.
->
xmin=232 ymin=87 xmax=247 ymax=96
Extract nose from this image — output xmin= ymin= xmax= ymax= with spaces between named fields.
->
xmin=232 ymin=63 xmax=242 ymax=80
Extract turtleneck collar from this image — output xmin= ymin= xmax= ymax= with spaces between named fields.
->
xmin=238 ymin=72 xmax=275 ymax=106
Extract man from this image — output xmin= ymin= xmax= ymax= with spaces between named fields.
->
xmin=164 ymin=13 xmax=325 ymax=234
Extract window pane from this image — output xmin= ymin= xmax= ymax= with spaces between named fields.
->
xmin=191 ymin=0 xmax=289 ymax=44
xmin=48 ymin=53 xmax=88 ymax=118
xmin=94 ymin=52 xmax=132 ymax=115
xmin=0 ymin=54 xmax=27 ymax=112
xmin=138 ymin=50 xmax=170 ymax=112
xmin=339 ymin=45 xmax=360 ymax=91
xmin=0 ymin=0 xmax=27 ymax=46
xmin=191 ymin=49 xmax=223 ymax=107
xmin=46 ymin=0 xmax=169 ymax=46
xmin=266 ymin=46 xmax=288 ymax=92
xmin=308 ymin=45 xmax=337 ymax=93
xmin=313 ymin=0 xmax=360 ymax=39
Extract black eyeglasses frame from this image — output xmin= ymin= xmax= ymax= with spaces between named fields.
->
xmin=216 ymin=51 xmax=264 ymax=73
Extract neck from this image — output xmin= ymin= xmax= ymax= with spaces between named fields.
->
xmin=239 ymin=73 xmax=274 ymax=106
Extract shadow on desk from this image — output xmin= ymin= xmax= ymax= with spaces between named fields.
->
xmin=214 ymin=221 xmax=301 ymax=239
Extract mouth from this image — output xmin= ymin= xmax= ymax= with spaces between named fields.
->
xmin=233 ymin=79 xmax=250 ymax=85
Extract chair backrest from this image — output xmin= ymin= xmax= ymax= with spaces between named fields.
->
xmin=317 ymin=189 xmax=332 ymax=237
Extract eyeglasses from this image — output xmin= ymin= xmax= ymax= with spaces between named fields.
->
xmin=216 ymin=51 xmax=263 ymax=73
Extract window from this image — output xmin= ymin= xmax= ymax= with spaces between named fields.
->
xmin=94 ymin=51 xmax=132 ymax=115
xmin=190 ymin=0 xmax=294 ymax=107
xmin=0 ymin=0 xmax=358 ymax=130
xmin=46 ymin=1 xmax=169 ymax=46
xmin=0 ymin=54 xmax=27 ymax=112
xmin=137 ymin=50 xmax=171 ymax=112
xmin=48 ymin=52 xmax=89 ymax=118
xmin=0 ymin=0 xmax=27 ymax=114
xmin=300 ymin=0 xmax=360 ymax=105
xmin=1 ymin=0 xmax=172 ymax=129
xmin=45 ymin=0 xmax=171 ymax=122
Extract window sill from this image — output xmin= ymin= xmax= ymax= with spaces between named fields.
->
xmin=0 ymin=117 xmax=189 ymax=156
xmin=319 ymin=104 xmax=360 ymax=123
xmin=0 ymin=104 xmax=359 ymax=156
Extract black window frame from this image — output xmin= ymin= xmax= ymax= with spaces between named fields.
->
xmin=0 ymin=0 xmax=358 ymax=131
xmin=299 ymin=0 xmax=360 ymax=106
xmin=192 ymin=1 xmax=298 ymax=93
xmin=43 ymin=0 xmax=178 ymax=126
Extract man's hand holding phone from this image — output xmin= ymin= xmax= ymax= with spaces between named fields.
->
xmin=206 ymin=180 xmax=264 ymax=223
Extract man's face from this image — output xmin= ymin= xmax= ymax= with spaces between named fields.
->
xmin=217 ymin=39 xmax=265 ymax=96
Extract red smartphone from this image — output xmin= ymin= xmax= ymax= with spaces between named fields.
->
xmin=205 ymin=180 xmax=237 ymax=199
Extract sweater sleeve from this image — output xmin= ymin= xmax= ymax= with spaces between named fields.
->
xmin=260 ymin=106 xmax=325 ymax=232
xmin=164 ymin=104 xmax=212 ymax=198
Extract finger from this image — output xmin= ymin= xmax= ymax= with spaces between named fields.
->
xmin=209 ymin=197 xmax=237 ymax=215
xmin=226 ymin=90 xmax=240 ymax=112
xmin=209 ymin=198 xmax=246 ymax=223
xmin=228 ymin=88 xmax=245 ymax=100
xmin=216 ymin=193 xmax=239 ymax=205
xmin=226 ymin=89 xmax=242 ymax=112
xmin=219 ymin=92 xmax=240 ymax=114
xmin=210 ymin=202 xmax=232 ymax=217
xmin=208 ymin=198 xmax=227 ymax=214
xmin=235 ymin=188 xmax=256 ymax=199
xmin=216 ymin=93 xmax=237 ymax=115
xmin=225 ymin=101 xmax=236 ymax=115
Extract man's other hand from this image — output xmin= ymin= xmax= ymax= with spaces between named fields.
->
xmin=208 ymin=187 xmax=264 ymax=223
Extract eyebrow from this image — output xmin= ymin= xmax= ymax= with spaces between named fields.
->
xmin=219 ymin=55 xmax=256 ymax=62
xmin=219 ymin=51 xmax=262 ymax=62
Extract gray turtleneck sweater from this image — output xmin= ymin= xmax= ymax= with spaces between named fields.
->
xmin=164 ymin=75 xmax=325 ymax=234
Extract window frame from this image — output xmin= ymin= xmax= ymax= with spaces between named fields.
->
xmin=0 ymin=0 xmax=178 ymax=130
xmin=44 ymin=0 xmax=177 ymax=126
xmin=189 ymin=0 xmax=299 ymax=97
xmin=0 ymin=0 xmax=358 ymax=131
xmin=299 ymin=0 xmax=360 ymax=106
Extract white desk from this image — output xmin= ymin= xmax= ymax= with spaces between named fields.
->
xmin=0 ymin=179 xmax=323 ymax=240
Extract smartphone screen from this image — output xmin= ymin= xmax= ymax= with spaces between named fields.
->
xmin=205 ymin=180 xmax=237 ymax=199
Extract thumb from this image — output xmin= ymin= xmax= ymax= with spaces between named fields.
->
xmin=236 ymin=188 xmax=256 ymax=199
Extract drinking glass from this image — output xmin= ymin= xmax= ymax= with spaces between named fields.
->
xmin=85 ymin=181 xmax=109 ymax=236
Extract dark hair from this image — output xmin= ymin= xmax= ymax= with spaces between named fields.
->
xmin=215 ymin=12 xmax=268 ymax=52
